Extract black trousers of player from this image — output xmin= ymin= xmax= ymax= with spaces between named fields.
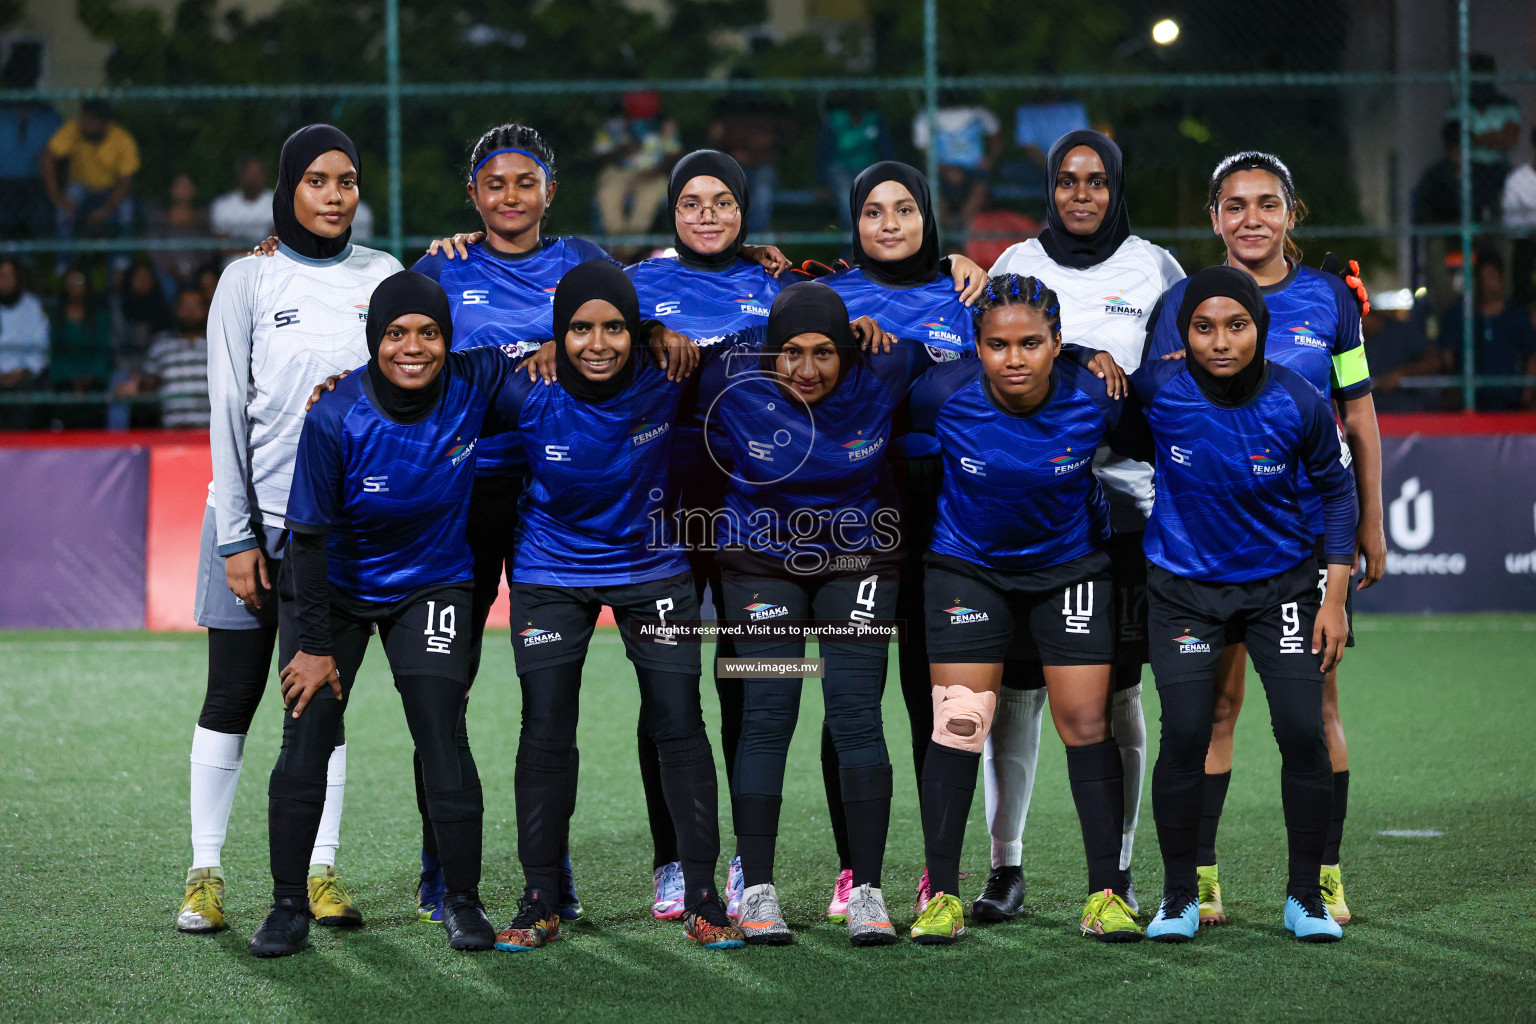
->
xmin=819 ymin=459 xmax=937 ymax=871
xmin=268 ymin=586 xmax=482 ymax=903
xmin=1147 ymin=560 xmax=1333 ymax=902
xmin=637 ymin=541 xmax=741 ymax=869
xmin=723 ymin=569 xmax=896 ymax=891
xmin=511 ymin=575 xmax=719 ymax=901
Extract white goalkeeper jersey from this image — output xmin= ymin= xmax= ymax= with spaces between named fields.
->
xmin=206 ymin=241 xmax=402 ymax=555
xmin=989 ymin=235 xmax=1185 ymax=532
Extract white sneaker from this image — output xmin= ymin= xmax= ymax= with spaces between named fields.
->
xmin=846 ymin=883 xmax=898 ymax=947
xmin=736 ymin=883 xmax=792 ymax=945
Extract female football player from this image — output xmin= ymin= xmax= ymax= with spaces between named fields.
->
xmin=179 ymin=125 xmax=399 ymax=937
xmin=1145 ymin=152 xmax=1383 ymax=927
xmin=906 ymin=274 xmax=1144 ymax=945
xmin=697 ymin=281 xmax=925 ymax=946
xmin=1135 ymin=265 xmax=1356 ymax=944
xmin=254 ymin=272 xmax=526 ymax=956
xmin=978 ymin=130 xmax=1185 ymax=921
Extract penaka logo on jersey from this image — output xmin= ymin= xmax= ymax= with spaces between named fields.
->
xmin=1386 ymin=476 xmax=1465 ymax=575
xmin=734 ymin=296 xmax=771 ymax=317
xmin=1247 ymin=448 xmax=1288 ymax=476
xmin=631 ymin=419 xmax=670 ymax=447
xmin=1287 ymin=324 xmax=1328 ymax=350
xmin=1102 ymin=294 xmax=1143 ymax=317
xmin=446 ymin=437 xmax=477 ymax=467
xmin=1047 ymin=447 xmax=1091 ymax=475
xmin=842 ymin=431 xmax=885 ymax=462
xmin=520 ymin=625 xmax=563 ymax=647
xmin=353 ymin=303 xmax=369 ymax=322
xmin=924 ymin=320 xmax=963 ymax=346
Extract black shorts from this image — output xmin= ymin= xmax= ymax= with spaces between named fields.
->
xmin=1147 ymin=559 xmax=1326 ymax=691
xmin=718 ymin=567 xmax=900 ymax=656
xmin=330 ymin=584 xmax=474 ymax=685
xmin=1108 ymin=531 xmax=1150 ymax=666
xmin=924 ymin=550 xmax=1115 ymax=666
xmin=510 ymin=572 xmax=701 ymax=676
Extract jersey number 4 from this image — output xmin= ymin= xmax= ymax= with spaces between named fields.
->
xmin=424 ymin=600 xmax=458 ymax=654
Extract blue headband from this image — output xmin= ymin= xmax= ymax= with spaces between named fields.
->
xmin=470 ymin=147 xmax=553 ymax=183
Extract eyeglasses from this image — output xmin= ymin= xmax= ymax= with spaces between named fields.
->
xmin=675 ymin=198 xmax=740 ymax=222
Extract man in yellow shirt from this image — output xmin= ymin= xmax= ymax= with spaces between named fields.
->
xmin=41 ymin=100 xmax=140 ymax=245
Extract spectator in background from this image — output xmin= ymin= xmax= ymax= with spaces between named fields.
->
xmin=194 ymin=261 xmax=222 ymax=307
xmin=351 ymin=199 xmax=376 ymax=241
xmin=0 ymin=257 xmax=49 ymax=428
xmin=1444 ymin=54 xmax=1521 ymax=223
xmin=911 ymin=105 xmax=1002 ymax=233
xmin=208 ymin=154 xmax=274 ymax=249
xmin=816 ymin=96 xmax=893 ymax=233
xmin=49 ymin=266 xmax=113 ymax=395
xmin=146 ymin=172 xmax=210 ymax=287
xmin=1370 ymin=300 xmax=1443 ymax=413
xmin=109 ymin=255 xmax=174 ymax=429
xmin=963 ymin=198 xmax=1039 ymax=271
xmin=708 ymin=93 xmax=792 ymax=234
xmin=124 ymin=286 xmax=211 ymax=430
xmin=1502 ymin=125 xmax=1536 ymax=305
xmin=0 ymin=43 xmax=63 ymax=239
xmin=592 ymin=90 xmax=681 ymax=248
xmin=41 ymin=100 xmax=140 ymax=261
xmin=1412 ymin=121 xmax=1465 ymax=311
xmin=1440 ymin=250 xmax=1536 ymax=410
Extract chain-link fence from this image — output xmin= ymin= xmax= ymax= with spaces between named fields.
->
xmin=0 ymin=0 xmax=1532 ymax=423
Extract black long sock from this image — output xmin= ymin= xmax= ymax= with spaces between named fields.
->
xmin=841 ymin=763 xmax=893 ymax=889
xmin=1066 ymin=741 xmax=1125 ymax=895
xmin=733 ymin=794 xmax=781 ymax=889
xmin=821 ymin=723 xmax=853 ymax=869
xmin=1282 ymin=764 xmax=1333 ymax=900
xmin=414 ymin=752 xmax=438 ymax=860
xmin=515 ymin=739 xmax=574 ymax=896
xmin=919 ymin=741 xmax=980 ymax=899
xmin=560 ymin=747 xmax=577 ymax=863
xmin=432 ymin=814 xmax=483 ymax=897
xmin=655 ymin=730 xmax=720 ymax=898
xmin=1322 ymin=770 xmax=1349 ymax=865
xmin=638 ymin=722 xmax=678 ymax=868
xmin=1196 ymin=770 xmax=1231 ymax=867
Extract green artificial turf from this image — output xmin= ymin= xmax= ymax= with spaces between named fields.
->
xmin=0 ymin=617 xmax=1532 ymax=1023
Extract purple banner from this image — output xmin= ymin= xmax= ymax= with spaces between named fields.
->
xmin=1355 ymin=435 xmax=1536 ymax=613
xmin=0 ymin=447 xmax=148 ymax=628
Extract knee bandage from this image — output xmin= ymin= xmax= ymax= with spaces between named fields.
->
xmin=931 ymin=685 xmax=998 ymax=753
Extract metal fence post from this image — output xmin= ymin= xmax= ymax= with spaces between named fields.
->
xmin=1456 ymin=0 xmax=1475 ymax=411
xmin=385 ymin=0 xmax=404 ymax=260
xmin=923 ymin=0 xmax=941 ymax=237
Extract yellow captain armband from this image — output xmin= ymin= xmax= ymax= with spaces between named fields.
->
xmin=1331 ymin=345 xmax=1371 ymax=390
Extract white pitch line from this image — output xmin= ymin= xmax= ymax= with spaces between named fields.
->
xmin=1377 ymin=829 xmax=1445 ymax=838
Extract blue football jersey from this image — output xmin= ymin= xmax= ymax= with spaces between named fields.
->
xmin=823 ymin=267 xmax=974 ymax=362
xmin=495 ymin=353 xmax=702 ymax=587
xmin=695 ymin=337 xmax=925 ymax=574
xmin=627 ymin=256 xmax=783 ymax=490
xmin=1145 ymin=264 xmax=1370 ymax=533
xmin=1131 ymin=359 xmax=1359 ymax=583
xmin=286 ymin=347 xmax=520 ymax=603
xmin=908 ymin=359 xmax=1136 ymax=572
xmin=411 ymin=236 xmax=617 ymax=477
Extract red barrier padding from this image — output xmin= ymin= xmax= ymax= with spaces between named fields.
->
xmin=1376 ymin=413 xmax=1536 ymax=436
xmin=146 ymin=444 xmax=212 ymax=631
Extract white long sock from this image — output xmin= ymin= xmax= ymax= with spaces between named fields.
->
xmin=189 ymin=726 xmax=246 ymax=870
xmin=983 ymin=687 xmax=1047 ymax=869
xmin=1112 ymin=684 xmax=1147 ymax=872
xmin=309 ymin=743 xmax=346 ymax=867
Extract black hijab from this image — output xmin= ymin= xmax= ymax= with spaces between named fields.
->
xmin=553 ymin=261 xmax=644 ymax=404
xmin=1036 ymin=129 xmax=1132 ymax=270
xmin=274 ymin=124 xmax=360 ymax=261
xmin=762 ymin=281 xmax=859 ymax=394
xmin=364 ymin=271 xmax=454 ymax=423
xmin=1176 ymin=265 xmax=1270 ymax=406
xmin=668 ymin=149 xmax=750 ymax=271
xmin=850 ymin=161 xmax=941 ymax=288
